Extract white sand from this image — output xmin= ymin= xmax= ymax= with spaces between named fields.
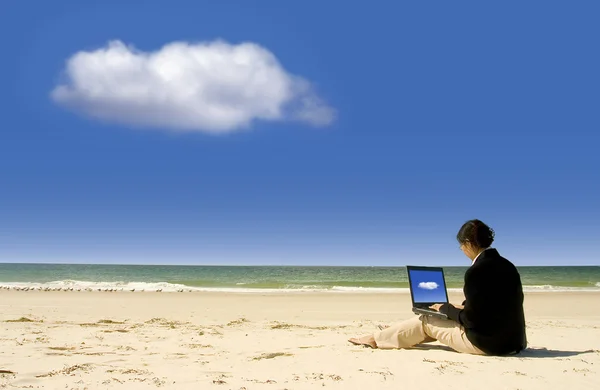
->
xmin=1 ymin=290 xmax=599 ymax=389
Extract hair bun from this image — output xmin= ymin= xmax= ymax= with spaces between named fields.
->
xmin=457 ymin=219 xmax=494 ymax=248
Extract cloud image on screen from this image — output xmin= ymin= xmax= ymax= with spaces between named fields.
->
xmin=418 ymin=282 xmax=439 ymax=290
xmin=409 ymin=270 xmax=447 ymax=303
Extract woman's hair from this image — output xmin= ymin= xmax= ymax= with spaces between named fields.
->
xmin=456 ymin=219 xmax=495 ymax=248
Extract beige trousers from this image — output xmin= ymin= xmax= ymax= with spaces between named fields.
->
xmin=373 ymin=315 xmax=485 ymax=355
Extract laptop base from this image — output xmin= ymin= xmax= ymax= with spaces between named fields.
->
xmin=412 ymin=307 xmax=448 ymax=319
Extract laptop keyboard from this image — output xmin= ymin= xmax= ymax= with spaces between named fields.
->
xmin=413 ymin=308 xmax=447 ymax=317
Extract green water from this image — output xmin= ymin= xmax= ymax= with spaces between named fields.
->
xmin=0 ymin=263 xmax=598 ymax=292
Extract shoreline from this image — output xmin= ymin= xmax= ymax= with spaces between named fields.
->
xmin=2 ymin=290 xmax=600 ymax=317
xmin=2 ymin=285 xmax=600 ymax=294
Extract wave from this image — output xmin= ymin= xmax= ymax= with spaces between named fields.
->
xmin=0 ymin=280 xmax=406 ymax=293
xmin=0 ymin=280 xmax=599 ymax=293
xmin=0 ymin=280 xmax=199 ymax=293
xmin=522 ymin=284 xmax=600 ymax=292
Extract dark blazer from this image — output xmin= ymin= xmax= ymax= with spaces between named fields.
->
xmin=440 ymin=248 xmax=527 ymax=356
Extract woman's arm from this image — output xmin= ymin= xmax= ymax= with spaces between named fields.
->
xmin=440 ymin=269 xmax=485 ymax=327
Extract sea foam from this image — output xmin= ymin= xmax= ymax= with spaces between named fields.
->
xmin=0 ymin=280 xmax=599 ymax=293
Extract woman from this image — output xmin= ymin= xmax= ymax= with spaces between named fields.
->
xmin=348 ymin=219 xmax=527 ymax=356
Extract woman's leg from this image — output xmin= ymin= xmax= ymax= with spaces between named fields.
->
xmin=373 ymin=316 xmax=429 ymax=349
xmin=419 ymin=315 xmax=484 ymax=354
xmin=374 ymin=315 xmax=484 ymax=354
xmin=378 ymin=323 xmax=434 ymax=343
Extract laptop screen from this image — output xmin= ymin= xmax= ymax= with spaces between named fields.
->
xmin=407 ymin=267 xmax=448 ymax=304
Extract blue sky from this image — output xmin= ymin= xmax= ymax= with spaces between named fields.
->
xmin=409 ymin=270 xmax=448 ymax=304
xmin=1 ymin=1 xmax=599 ymax=266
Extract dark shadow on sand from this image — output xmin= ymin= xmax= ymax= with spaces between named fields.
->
xmin=516 ymin=348 xmax=597 ymax=358
xmin=410 ymin=345 xmax=597 ymax=358
xmin=410 ymin=344 xmax=455 ymax=352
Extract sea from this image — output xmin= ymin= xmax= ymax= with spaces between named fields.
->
xmin=0 ymin=263 xmax=599 ymax=293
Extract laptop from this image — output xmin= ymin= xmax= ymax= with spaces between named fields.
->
xmin=406 ymin=265 xmax=449 ymax=319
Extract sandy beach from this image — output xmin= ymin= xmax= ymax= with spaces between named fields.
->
xmin=1 ymin=290 xmax=599 ymax=389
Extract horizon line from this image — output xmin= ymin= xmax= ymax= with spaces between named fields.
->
xmin=0 ymin=262 xmax=597 ymax=268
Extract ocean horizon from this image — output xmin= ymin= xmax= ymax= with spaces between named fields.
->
xmin=0 ymin=263 xmax=599 ymax=293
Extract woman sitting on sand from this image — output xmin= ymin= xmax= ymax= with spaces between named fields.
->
xmin=349 ymin=219 xmax=527 ymax=356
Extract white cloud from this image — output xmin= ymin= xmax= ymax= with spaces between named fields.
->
xmin=418 ymin=282 xmax=439 ymax=290
xmin=51 ymin=40 xmax=335 ymax=133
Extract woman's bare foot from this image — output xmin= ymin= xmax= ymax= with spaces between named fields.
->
xmin=348 ymin=334 xmax=377 ymax=348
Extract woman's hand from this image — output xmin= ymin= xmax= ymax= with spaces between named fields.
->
xmin=430 ymin=303 xmax=464 ymax=311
